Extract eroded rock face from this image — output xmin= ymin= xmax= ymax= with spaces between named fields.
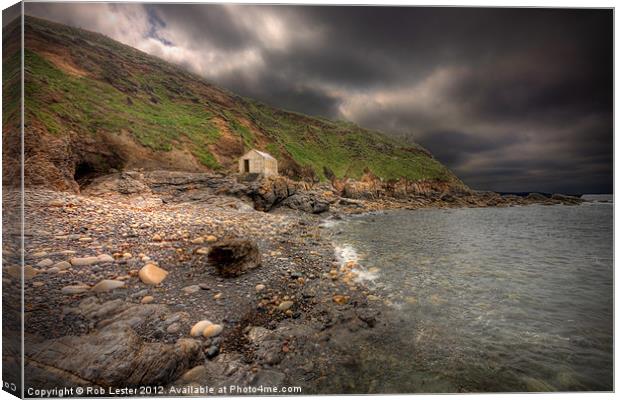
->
xmin=207 ymin=239 xmax=261 ymax=277
xmin=338 ymin=174 xmax=471 ymax=201
xmin=342 ymin=180 xmax=380 ymax=200
xmin=82 ymin=171 xmax=328 ymax=214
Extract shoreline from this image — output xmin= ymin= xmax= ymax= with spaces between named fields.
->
xmin=317 ymin=202 xmax=613 ymax=392
xmin=4 ymin=173 xmax=601 ymax=394
xmin=9 ymin=186 xmax=386 ymax=394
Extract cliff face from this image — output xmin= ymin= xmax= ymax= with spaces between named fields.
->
xmin=333 ymin=172 xmax=471 ymax=200
xmin=5 ymin=16 xmax=467 ymax=193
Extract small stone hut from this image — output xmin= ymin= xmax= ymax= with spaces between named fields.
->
xmin=238 ymin=149 xmax=278 ymax=176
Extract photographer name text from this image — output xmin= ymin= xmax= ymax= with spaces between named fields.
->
xmin=27 ymin=384 xmax=302 ymax=397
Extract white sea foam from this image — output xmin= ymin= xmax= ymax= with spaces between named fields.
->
xmin=354 ymin=268 xmax=379 ymax=282
xmin=334 ymin=243 xmax=359 ymax=264
xmin=333 ymin=243 xmax=378 ymax=282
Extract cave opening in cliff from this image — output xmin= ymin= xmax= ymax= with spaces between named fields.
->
xmin=73 ymin=151 xmax=126 ymax=189
xmin=74 ymin=161 xmax=100 ymax=188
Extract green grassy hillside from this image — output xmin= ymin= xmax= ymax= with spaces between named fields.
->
xmin=13 ymin=16 xmax=461 ymax=186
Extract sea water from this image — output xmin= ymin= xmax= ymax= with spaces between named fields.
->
xmin=325 ymin=202 xmax=613 ymax=392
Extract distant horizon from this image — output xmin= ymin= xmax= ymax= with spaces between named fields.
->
xmin=497 ymin=191 xmax=613 ymax=196
xmin=19 ymin=5 xmax=615 ymax=194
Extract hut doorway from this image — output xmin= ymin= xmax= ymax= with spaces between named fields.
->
xmin=239 ymin=149 xmax=278 ymax=176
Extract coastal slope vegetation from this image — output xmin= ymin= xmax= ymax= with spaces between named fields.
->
xmin=4 ymin=16 xmax=463 ymax=191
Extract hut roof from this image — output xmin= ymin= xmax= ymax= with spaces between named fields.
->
xmin=244 ymin=149 xmax=276 ymax=161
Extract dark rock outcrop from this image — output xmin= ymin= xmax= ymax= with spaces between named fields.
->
xmin=526 ymin=192 xmax=549 ymax=202
xmin=80 ymin=170 xmax=332 ymax=214
xmin=551 ymin=193 xmax=583 ymax=205
xmin=245 ymin=175 xmax=300 ymax=211
xmin=281 ymin=192 xmax=330 ymax=214
xmin=207 ymin=239 xmax=262 ymax=277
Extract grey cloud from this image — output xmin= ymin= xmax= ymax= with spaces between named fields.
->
xmin=415 ymin=130 xmax=523 ymax=165
xmin=144 ymin=4 xmax=256 ymax=51
xmin=23 ymin=4 xmax=613 ymax=194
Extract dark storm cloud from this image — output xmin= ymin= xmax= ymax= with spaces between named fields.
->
xmin=226 ymin=74 xmax=343 ymax=117
xmin=415 ymin=130 xmax=522 ymax=165
xmin=143 ymin=4 xmax=259 ymax=51
xmin=23 ymin=3 xmax=613 ymax=193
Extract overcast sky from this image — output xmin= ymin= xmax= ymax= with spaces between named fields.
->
xmin=24 ymin=3 xmax=612 ymax=194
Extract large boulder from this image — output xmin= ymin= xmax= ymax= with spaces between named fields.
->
xmin=281 ymin=192 xmax=330 ymax=214
xmin=246 ymin=176 xmax=299 ymax=211
xmin=207 ymin=239 xmax=261 ymax=277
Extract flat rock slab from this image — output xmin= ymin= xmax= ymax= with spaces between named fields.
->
xmin=70 ymin=254 xmax=114 ymax=266
xmin=26 ymin=327 xmax=202 ymax=388
xmin=70 ymin=256 xmax=100 ymax=266
xmin=177 ymin=365 xmax=207 ymax=384
xmin=25 ymin=299 xmax=203 ymax=389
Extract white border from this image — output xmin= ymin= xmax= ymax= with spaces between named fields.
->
xmin=0 ymin=1 xmax=615 ymax=400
